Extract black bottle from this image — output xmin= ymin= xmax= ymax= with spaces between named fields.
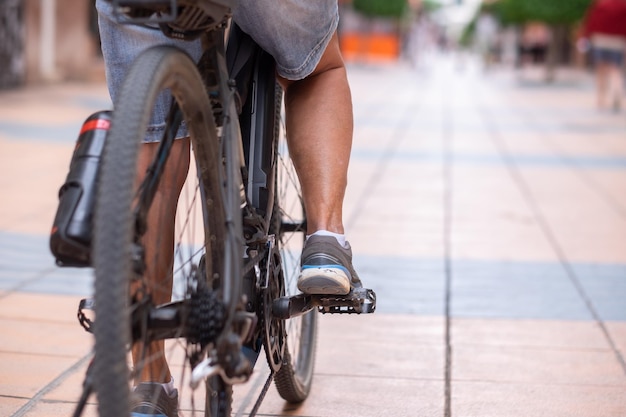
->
xmin=50 ymin=110 xmax=112 ymax=267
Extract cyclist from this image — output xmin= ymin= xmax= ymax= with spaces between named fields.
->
xmin=96 ymin=1 xmax=365 ymax=415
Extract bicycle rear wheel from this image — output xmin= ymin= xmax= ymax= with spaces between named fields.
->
xmin=92 ymin=45 xmax=231 ymax=417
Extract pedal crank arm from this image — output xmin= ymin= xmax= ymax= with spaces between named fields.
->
xmin=272 ymin=293 xmax=316 ymax=320
xmin=72 ymin=358 xmax=95 ymax=417
xmin=272 ymin=287 xmax=376 ymax=319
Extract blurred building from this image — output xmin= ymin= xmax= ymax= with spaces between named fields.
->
xmin=0 ymin=0 xmax=100 ymax=89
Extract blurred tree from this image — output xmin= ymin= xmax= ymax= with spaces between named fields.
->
xmin=353 ymin=0 xmax=409 ymax=18
xmin=488 ymin=0 xmax=593 ymax=81
xmin=486 ymin=0 xmax=526 ymax=25
xmin=488 ymin=0 xmax=592 ymax=25
xmin=459 ymin=14 xmax=477 ymax=48
xmin=421 ymin=0 xmax=443 ymax=13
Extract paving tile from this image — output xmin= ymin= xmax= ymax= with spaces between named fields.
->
xmin=451 ymin=259 xmax=593 ymax=320
xmin=0 ymin=232 xmax=58 ymax=273
xmin=234 ymin=314 xmax=445 ymax=415
xmin=572 ymin=263 xmax=626 ymax=321
xmin=452 ymin=381 xmax=626 ymax=417
xmin=40 ymin=358 xmax=93 ymax=404
xmin=352 ymin=255 xmax=445 ymax=315
xmin=517 ymin=168 xmax=626 ymax=264
xmin=0 ymin=397 xmax=29 ymax=417
xmin=452 ymin=318 xmax=611 ymax=350
xmin=21 ymin=267 xmax=93 ymax=296
xmin=449 ymin=165 xmax=557 ymax=262
xmin=453 ymin=344 xmax=626 ymax=386
xmin=605 ymin=322 xmax=626 ymax=355
xmin=0 ymin=140 xmax=76 ymax=235
xmin=17 ymin=401 xmax=98 ymax=417
xmin=249 ymin=371 xmax=444 ymax=417
xmin=0 ymin=352 xmax=82 ymax=399
xmin=0 ymin=317 xmax=91 ymax=358
xmin=316 ymin=315 xmax=444 ymax=379
xmin=346 ymin=160 xmax=445 ymax=260
xmin=0 ymin=234 xmax=93 ymax=294
xmin=319 ymin=314 xmax=444 ymax=345
xmin=581 ymin=170 xmax=626 ymax=214
xmin=0 ymin=292 xmax=89 ymax=324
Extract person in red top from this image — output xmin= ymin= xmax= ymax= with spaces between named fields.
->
xmin=581 ymin=0 xmax=626 ymax=111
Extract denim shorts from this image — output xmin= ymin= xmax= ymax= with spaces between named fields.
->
xmin=592 ymin=47 xmax=625 ymax=67
xmin=96 ymin=0 xmax=339 ymax=142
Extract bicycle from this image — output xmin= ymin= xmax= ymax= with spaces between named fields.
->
xmin=50 ymin=1 xmax=376 ymax=416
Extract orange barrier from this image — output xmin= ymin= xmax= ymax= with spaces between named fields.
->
xmin=340 ymin=32 xmax=400 ymax=62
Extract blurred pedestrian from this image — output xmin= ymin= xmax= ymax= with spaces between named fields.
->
xmin=475 ymin=11 xmax=500 ymax=71
xmin=580 ymin=0 xmax=626 ymax=111
xmin=519 ymin=23 xmax=550 ymax=67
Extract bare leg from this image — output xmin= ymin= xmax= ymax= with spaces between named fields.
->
xmin=278 ymin=32 xmax=353 ymax=235
xmin=132 ymin=139 xmax=190 ymax=384
xmin=607 ymin=63 xmax=624 ymax=110
xmin=595 ymin=62 xmax=609 ymax=109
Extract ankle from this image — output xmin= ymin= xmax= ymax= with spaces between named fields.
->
xmin=307 ymin=230 xmax=348 ymax=248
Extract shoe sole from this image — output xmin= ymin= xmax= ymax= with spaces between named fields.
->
xmin=297 ymin=267 xmax=351 ymax=295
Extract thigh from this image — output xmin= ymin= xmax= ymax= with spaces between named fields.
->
xmin=234 ymin=0 xmax=339 ymax=80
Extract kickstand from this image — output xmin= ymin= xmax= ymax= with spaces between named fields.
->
xmin=72 ymin=358 xmax=95 ymax=417
xmin=248 ymin=371 xmax=275 ymax=417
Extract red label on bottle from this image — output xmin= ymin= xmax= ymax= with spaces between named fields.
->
xmin=80 ymin=118 xmax=111 ymax=135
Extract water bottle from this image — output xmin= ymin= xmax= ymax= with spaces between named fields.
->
xmin=50 ymin=111 xmax=112 ymax=267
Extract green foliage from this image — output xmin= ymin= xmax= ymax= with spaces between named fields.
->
xmin=459 ymin=13 xmax=478 ymax=47
xmin=488 ymin=0 xmax=527 ymax=25
xmin=490 ymin=0 xmax=593 ymax=25
xmin=522 ymin=0 xmax=593 ymax=24
xmin=421 ymin=0 xmax=443 ymax=13
xmin=352 ymin=0 xmax=409 ymax=19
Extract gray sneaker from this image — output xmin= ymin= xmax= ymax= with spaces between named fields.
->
xmin=131 ymin=382 xmax=178 ymax=417
xmin=297 ymin=235 xmax=362 ymax=295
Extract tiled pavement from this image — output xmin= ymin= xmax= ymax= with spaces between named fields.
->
xmin=1 ymin=56 xmax=625 ymax=416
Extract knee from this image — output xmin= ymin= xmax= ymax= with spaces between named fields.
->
xmin=278 ymin=32 xmax=345 ymax=90
xmin=312 ymin=32 xmax=345 ymax=75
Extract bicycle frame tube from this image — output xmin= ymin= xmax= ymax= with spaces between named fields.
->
xmin=200 ymin=27 xmax=246 ymax=326
xmin=226 ymin=24 xmax=278 ymax=220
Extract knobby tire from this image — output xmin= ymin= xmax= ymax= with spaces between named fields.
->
xmin=92 ymin=45 xmax=231 ymax=417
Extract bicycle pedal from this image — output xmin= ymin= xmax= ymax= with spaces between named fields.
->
xmin=77 ymin=298 xmax=95 ymax=333
xmin=272 ymin=287 xmax=376 ymax=320
xmin=318 ymin=287 xmax=376 ymax=314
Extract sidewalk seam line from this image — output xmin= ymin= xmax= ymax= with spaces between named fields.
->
xmin=10 ymin=353 xmax=92 ymax=417
xmin=443 ymin=72 xmax=453 ymax=417
xmin=479 ymin=94 xmax=626 ymax=377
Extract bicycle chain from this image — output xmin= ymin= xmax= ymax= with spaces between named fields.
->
xmin=259 ymin=244 xmax=285 ymax=373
